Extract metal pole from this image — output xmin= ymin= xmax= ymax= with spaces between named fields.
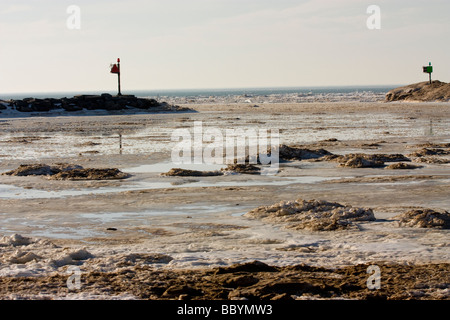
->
xmin=117 ymin=58 xmax=122 ymax=96
xmin=119 ymin=133 xmax=122 ymax=154
xmin=428 ymin=62 xmax=432 ymax=84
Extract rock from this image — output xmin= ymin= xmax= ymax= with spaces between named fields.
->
xmin=395 ymin=209 xmax=450 ymax=229
xmin=31 ymin=99 xmax=52 ymax=112
xmin=385 ymin=81 xmax=450 ymax=102
xmin=101 ymin=93 xmax=113 ymax=100
xmin=14 ymin=101 xmax=33 ymax=112
xmin=3 ymin=94 xmax=191 ymax=114
xmin=137 ymin=98 xmax=160 ymax=109
xmin=13 ymin=98 xmax=56 ymax=112
xmin=62 ymin=103 xmax=83 ymax=112
xmin=103 ymin=100 xmax=121 ymax=110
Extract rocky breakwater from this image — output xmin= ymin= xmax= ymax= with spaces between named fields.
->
xmin=0 ymin=94 xmax=191 ymax=113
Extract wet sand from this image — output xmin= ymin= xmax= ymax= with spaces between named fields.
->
xmin=0 ymin=101 xmax=449 ymax=300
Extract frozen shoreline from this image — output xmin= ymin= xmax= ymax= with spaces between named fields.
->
xmin=0 ymin=101 xmax=448 ymax=299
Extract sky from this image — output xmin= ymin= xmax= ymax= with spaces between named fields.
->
xmin=0 ymin=0 xmax=449 ymax=94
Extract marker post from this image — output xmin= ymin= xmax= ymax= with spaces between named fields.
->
xmin=117 ymin=58 xmax=121 ymax=96
xmin=422 ymin=62 xmax=433 ymax=84
xmin=110 ymin=58 xmax=122 ymax=95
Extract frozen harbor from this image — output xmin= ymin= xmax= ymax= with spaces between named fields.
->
xmin=0 ymin=100 xmax=449 ymax=299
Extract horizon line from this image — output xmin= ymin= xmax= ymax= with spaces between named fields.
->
xmin=1 ymin=84 xmax=404 ymax=97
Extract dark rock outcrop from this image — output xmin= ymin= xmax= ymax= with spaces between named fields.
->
xmin=2 ymin=94 xmax=191 ymax=113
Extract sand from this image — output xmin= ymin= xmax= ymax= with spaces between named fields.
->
xmin=0 ymin=101 xmax=449 ymax=300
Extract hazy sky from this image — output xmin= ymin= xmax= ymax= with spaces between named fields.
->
xmin=0 ymin=0 xmax=449 ymax=94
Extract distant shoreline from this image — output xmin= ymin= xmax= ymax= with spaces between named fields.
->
xmin=0 ymin=85 xmax=397 ymax=101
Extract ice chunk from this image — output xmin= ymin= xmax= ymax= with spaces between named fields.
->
xmin=9 ymin=251 xmax=42 ymax=264
xmin=50 ymin=248 xmax=94 ymax=267
xmin=0 ymin=234 xmax=33 ymax=247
